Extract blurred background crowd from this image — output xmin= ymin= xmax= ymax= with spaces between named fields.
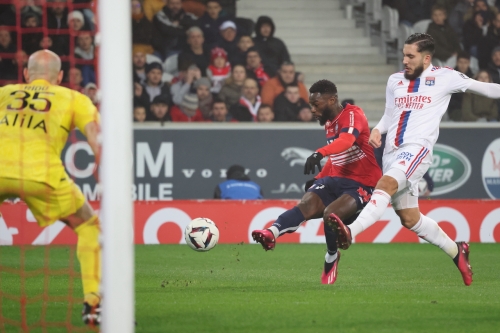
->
xmin=1 ymin=0 xmax=500 ymax=123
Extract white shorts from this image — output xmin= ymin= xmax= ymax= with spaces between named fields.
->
xmin=382 ymin=144 xmax=432 ymax=210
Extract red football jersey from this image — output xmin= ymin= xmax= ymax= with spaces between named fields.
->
xmin=316 ymin=104 xmax=382 ymax=187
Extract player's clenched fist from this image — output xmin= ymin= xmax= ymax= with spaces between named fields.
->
xmin=304 ymin=152 xmax=323 ymax=175
xmin=368 ymin=128 xmax=382 ymax=148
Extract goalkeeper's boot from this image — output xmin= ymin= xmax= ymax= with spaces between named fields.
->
xmin=454 ymin=242 xmax=473 ymax=286
xmin=252 ymin=229 xmax=276 ymax=251
xmin=321 ymin=251 xmax=341 ymax=285
xmin=326 ymin=213 xmax=352 ymax=250
xmin=82 ymin=301 xmax=101 ymax=326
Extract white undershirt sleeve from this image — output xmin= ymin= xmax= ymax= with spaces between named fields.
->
xmin=374 ymin=77 xmax=394 ymax=134
xmin=465 ymin=80 xmax=500 ymax=99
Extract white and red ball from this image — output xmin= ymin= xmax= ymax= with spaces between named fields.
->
xmin=184 ymin=217 xmax=219 ymax=251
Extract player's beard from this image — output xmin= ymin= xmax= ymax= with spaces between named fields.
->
xmin=318 ymin=107 xmax=333 ymax=126
xmin=404 ymin=61 xmax=425 ymax=81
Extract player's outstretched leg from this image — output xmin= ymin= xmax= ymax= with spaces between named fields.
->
xmin=74 ymin=215 xmax=102 ymax=325
xmin=321 ymin=220 xmax=341 ymax=285
xmin=252 ymin=206 xmax=309 ymax=251
xmin=326 ymin=213 xmax=352 ymax=250
xmin=454 ymin=242 xmax=473 ymax=286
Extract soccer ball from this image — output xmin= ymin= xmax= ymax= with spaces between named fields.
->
xmin=184 ymin=217 xmax=219 ymax=251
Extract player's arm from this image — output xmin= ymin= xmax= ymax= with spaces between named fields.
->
xmin=465 ymin=80 xmax=500 ymax=98
xmin=74 ymin=93 xmax=101 ymax=165
xmin=370 ymin=78 xmax=394 ymax=148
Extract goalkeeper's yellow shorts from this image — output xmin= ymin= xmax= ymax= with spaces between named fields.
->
xmin=0 ymin=177 xmax=86 ymax=227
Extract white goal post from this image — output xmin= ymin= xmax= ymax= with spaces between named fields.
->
xmin=98 ymin=0 xmax=134 ymax=331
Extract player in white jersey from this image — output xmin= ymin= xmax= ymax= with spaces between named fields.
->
xmin=328 ymin=33 xmax=500 ymax=286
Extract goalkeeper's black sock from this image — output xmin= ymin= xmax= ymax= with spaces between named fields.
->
xmin=324 ymin=251 xmax=338 ymax=273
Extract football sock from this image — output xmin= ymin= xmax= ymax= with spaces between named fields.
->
xmin=410 ymin=214 xmax=459 ymax=259
xmin=75 ymin=215 xmax=101 ymax=306
xmin=270 ymin=207 xmax=305 ymax=238
xmin=349 ymin=189 xmax=391 ymax=237
xmin=324 ymin=221 xmax=338 ymax=255
xmin=324 ymin=251 xmax=338 ymax=273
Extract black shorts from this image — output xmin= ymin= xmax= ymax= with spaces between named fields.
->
xmin=307 ymin=177 xmax=374 ymax=225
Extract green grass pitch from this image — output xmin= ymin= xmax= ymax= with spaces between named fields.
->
xmin=1 ymin=243 xmax=500 ymax=332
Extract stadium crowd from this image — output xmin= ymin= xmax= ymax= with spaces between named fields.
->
xmin=1 ymin=0 xmax=500 ymax=122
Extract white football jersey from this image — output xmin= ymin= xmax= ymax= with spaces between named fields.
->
xmin=383 ymin=65 xmax=472 ymax=153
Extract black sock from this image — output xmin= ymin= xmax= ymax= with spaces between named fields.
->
xmin=452 ymin=243 xmax=460 ymax=266
xmin=324 ymin=222 xmax=338 ymax=273
xmin=271 ymin=206 xmax=305 ymax=236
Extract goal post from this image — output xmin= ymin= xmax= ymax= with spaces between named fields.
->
xmin=98 ymin=0 xmax=135 ymax=331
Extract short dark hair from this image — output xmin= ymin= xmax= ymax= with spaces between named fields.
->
xmin=405 ymin=33 xmax=435 ymax=55
xmin=258 ymin=104 xmax=273 ymax=113
xmin=431 ymin=4 xmax=447 ymax=14
xmin=212 ymin=97 xmax=227 ymax=109
xmin=309 ymin=79 xmax=337 ymax=96
xmin=285 ymin=83 xmax=299 ymax=90
xmin=246 ymin=46 xmax=260 ymax=56
xmin=280 ymin=61 xmax=295 ymax=68
xmin=457 ymin=51 xmax=471 ymax=61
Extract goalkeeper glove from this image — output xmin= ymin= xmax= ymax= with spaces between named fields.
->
xmin=304 ymin=152 xmax=323 ymax=175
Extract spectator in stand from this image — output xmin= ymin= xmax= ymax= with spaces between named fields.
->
xmin=273 ymin=84 xmax=310 ymax=122
xmin=218 ymin=64 xmax=246 ymax=108
xmin=214 ymin=164 xmax=263 ymax=199
xmin=170 ymin=93 xmax=205 ymax=121
xmin=478 ymin=12 xmax=500 ymax=69
xmin=253 ymin=16 xmax=290 ymax=77
xmin=245 ymin=47 xmax=271 ymax=87
xmin=207 ymin=47 xmax=231 ymax=93
xmin=48 ymin=0 xmax=68 ymax=30
xmin=170 ymin=64 xmax=200 ymax=106
xmin=448 ymin=0 xmax=475 ymax=38
xmin=152 ymin=0 xmax=195 ymax=59
xmin=68 ymin=67 xmax=84 ymax=92
xmin=133 ymin=45 xmax=148 ymax=84
xmin=210 ymin=98 xmax=235 ymax=122
xmin=177 ymin=26 xmax=210 ymax=76
xmin=487 ymin=46 xmax=500 ymax=83
xmin=386 ymin=0 xmax=433 ymax=26
xmin=0 ymin=27 xmax=16 ymax=80
xmin=229 ymin=77 xmax=261 ymax=121
xmin=84 ymin=82 xmax=99 ymax=106
xmin=426 ymin=5 xmax=462 ymax=66
xmin=447 ymin=52 xmax=474 ymax=121
xmin=230 ymin=35 xmax=254 ymax=66
xmin=461 ymin=70 xmax=499 ymax=121
xmin=195 ymin=77 xmax=213 ymax=119
xmin=0 ymin=4 xmax=15 ymax=26
xmin=463 ymin=0 xmax=497 ymax=22
xmin=217 ymin=20 xmax=238 ymax=60
xmin=257 ymin=104 xmax=274 ymax=122
xmin=297 ymin=106 xmax=313 ymax=122
xmin=132 ymin=0 xmax=153 ymax=46
xmin=197 ymin=0 xmax=226 ymax=48
xmin=143 ymin=0 xmax=167 ymax=21
xmin=147 ymin=94 xmax=172 ymax=122
xmin=75 ymin=32 xmax=94 ymax=60
xmin=463 ymin=10 xmax=492 ymax=58
xmin=22 ymin=13 xmax=43 ymax=55
xmin=47 ymin=0 xmax=69 ymax=56
xmin=136 ymin=62 xmax=172 ymax=109
xmin=133 ymin=104 xmax=147 ymax=122
xmin=68 ymin=11 xmax=88 ymax=32
xmin=261 ymin=61 xmax=309 ymax=106
xmin=2 ymin=50 xmax=27 ymax=81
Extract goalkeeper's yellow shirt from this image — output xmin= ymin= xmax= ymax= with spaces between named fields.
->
xmin=0 ymin=79 xmax=99 ymax=188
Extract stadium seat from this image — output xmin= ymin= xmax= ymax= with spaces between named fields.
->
xmin=412 ymin=19 xmax=432 ymax=34
xmin=162 ymin=53 xmax=178 ymax=83
xmin=397 ymin=23 xmax=414 ymax=69
xmin=381 ymin=5 xmax=399 ymax=64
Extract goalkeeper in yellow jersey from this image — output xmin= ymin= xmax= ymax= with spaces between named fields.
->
xmin=0 ymin=50 xmax=101 ymax=326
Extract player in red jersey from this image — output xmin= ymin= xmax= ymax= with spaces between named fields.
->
xmin=252 ymin=80 xmax=381 ymax=284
